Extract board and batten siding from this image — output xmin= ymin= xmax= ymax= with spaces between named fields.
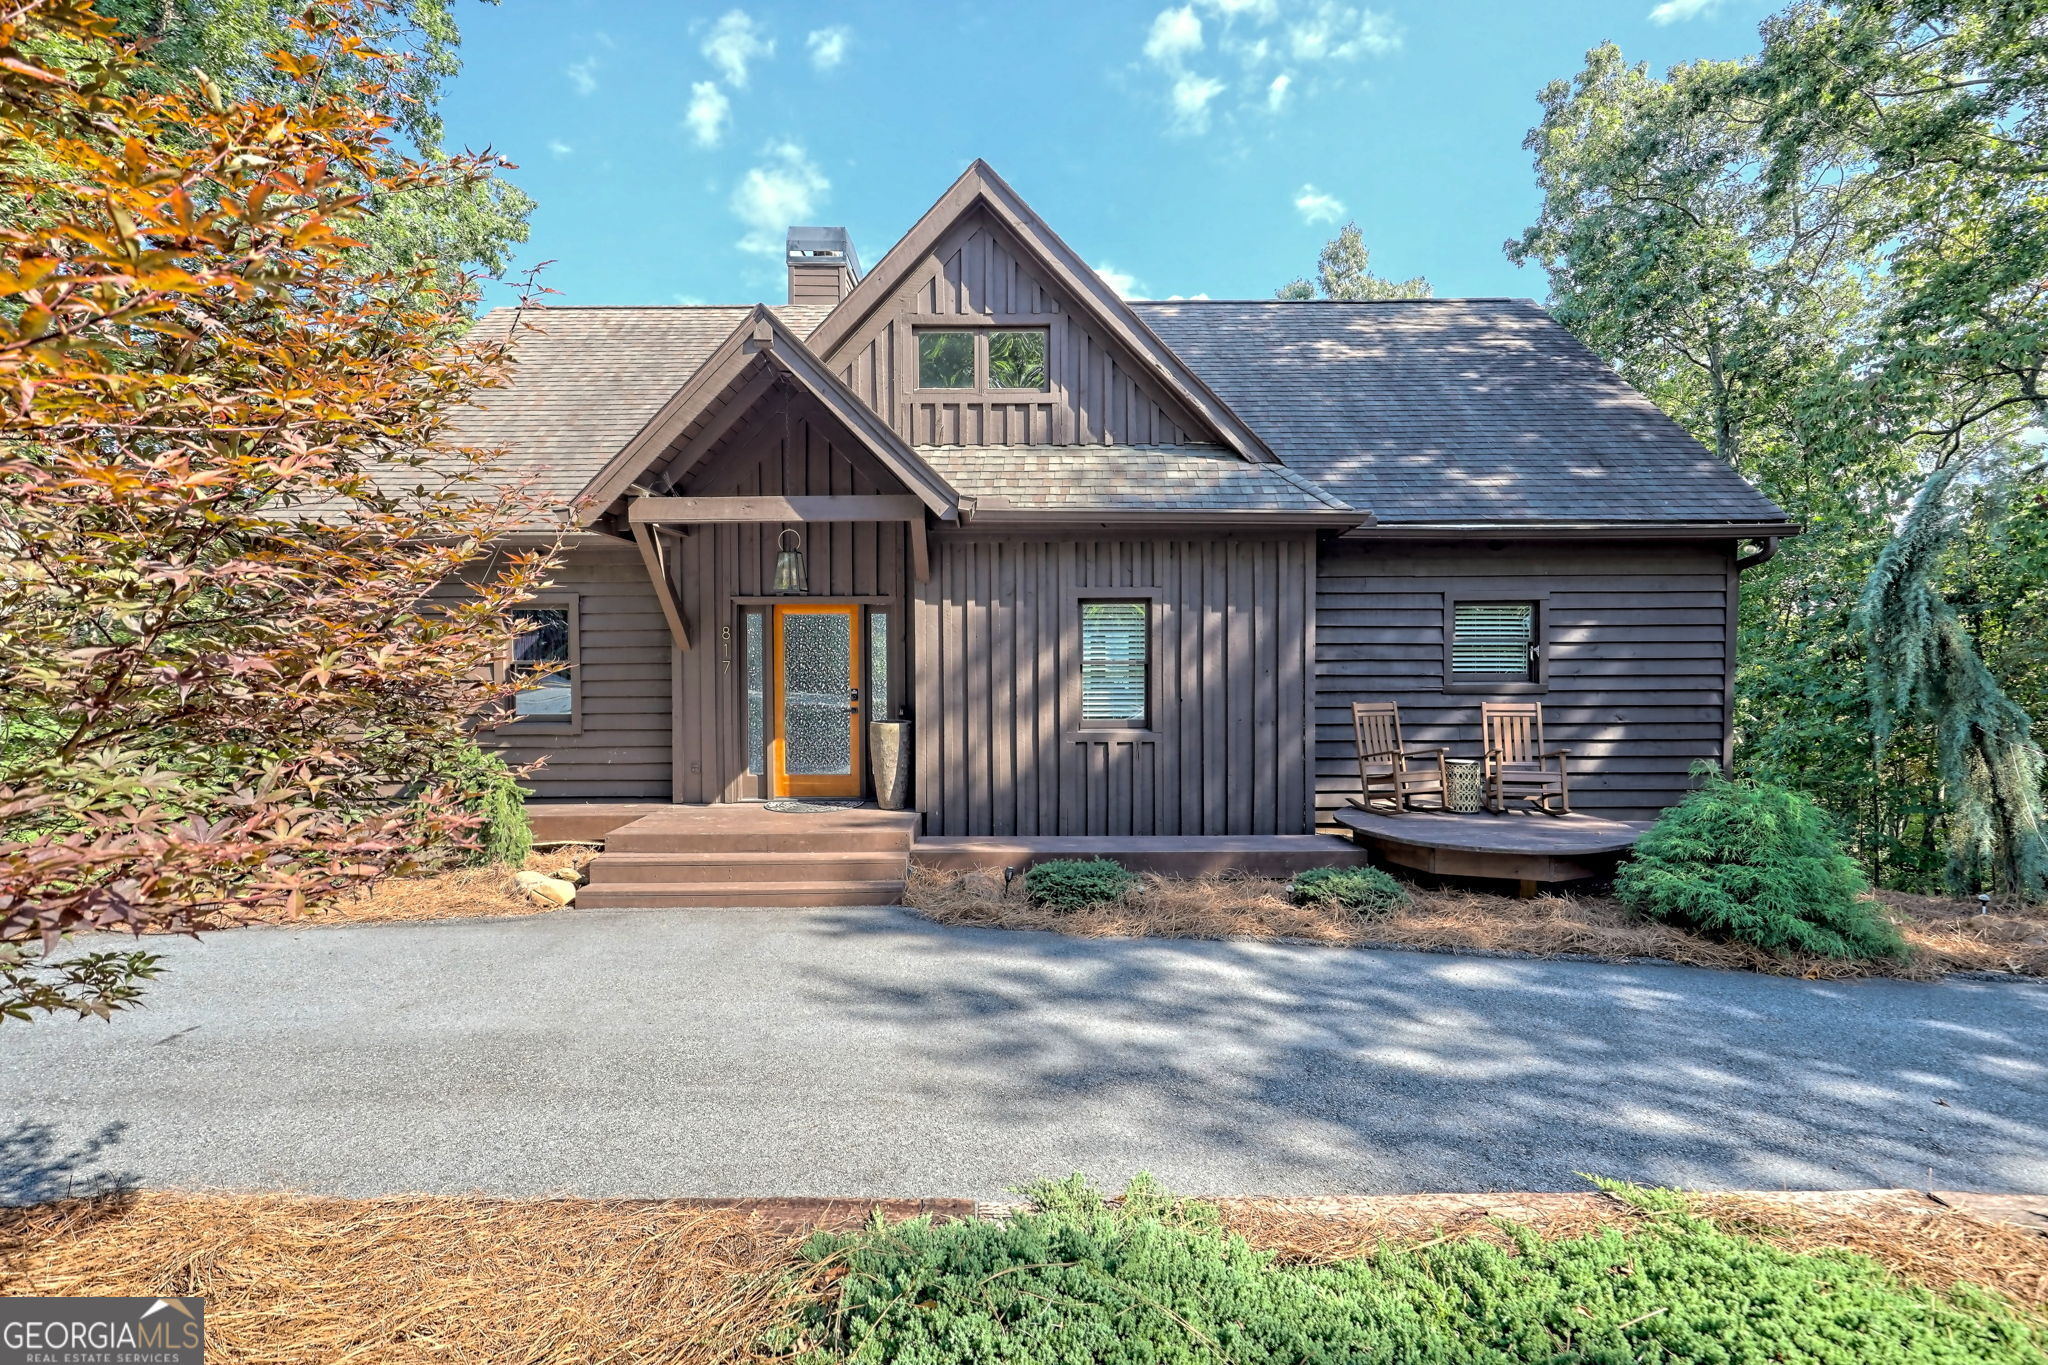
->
xmin=478 ymin=538 xmax=674 ymax=800
xmin=1314 ymin=539 xmax=1737 ymax=822
xmin=914 ymin=532 xmax=1316 ymax=837
xmin=825 ymin=209 xmax=1206 ymax=450
xmin=669 ymin=398 xmax=913 ymax=804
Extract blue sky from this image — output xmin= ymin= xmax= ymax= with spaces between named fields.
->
xmin=442 ymin=0 xmax=1777 ymax=309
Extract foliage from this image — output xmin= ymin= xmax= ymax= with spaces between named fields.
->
xmin=1616 ymin=768 xmax=1904 ymax=958
xmin=1276 ymin=222 xmax=1432 ymax=301
xmin=1287 ymin=864 xmax=1409 ymax=913
xmin=0 ymin=940 xmax=160 ymax=1022
xmin=0 ymin=0 xmax=560 ymax=1021
xmin=1023 ymin=858 xmax=1137 ymax=910
xmin=791 ymin=1176 xmax=2043 ymax=1363
xmin=1860 ymin=465 xmax=2048 ymax=897
xmin=1509 ymin=18 xmax=2047 ymax=895
xmin=94 ymin=0 xmax=532 ymax=284
xmin=427 ymin=741 xmax=532 ymax=867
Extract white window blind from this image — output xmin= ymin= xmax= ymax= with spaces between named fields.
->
xmin=1452 ymin=602 xmax=1535 ymax=678
xmin=1080 ymin=601 xmax=1149 ymax=725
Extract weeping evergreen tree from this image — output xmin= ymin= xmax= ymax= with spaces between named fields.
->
xmin=1857 ymin=466 xmax=2048 ymax=900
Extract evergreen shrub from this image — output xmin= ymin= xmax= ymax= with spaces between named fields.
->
xmin=790 ymin=1177 xmax=2040 ymax=1363
xmin=1616 ymin=766 xmax=1903 ymax=959
xmin=430 ymin=741 xmax=533 ymax=867
xmin=1288 ymin=864 xmax=1410 ymax=913
xmin=1024 ymin=858 xmax=1137 ymax=909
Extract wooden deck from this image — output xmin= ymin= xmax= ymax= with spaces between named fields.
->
xmin=1334 ymin=807 xmax=1652 ymax=893
xmin=912 ymin=834 xmax=1371 ymax=878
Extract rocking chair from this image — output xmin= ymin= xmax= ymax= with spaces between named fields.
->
xmin=1348 ymin=702 xmax=1447 ymax=813
xmin=1480 ymin=702 xmax=1572 ymax=816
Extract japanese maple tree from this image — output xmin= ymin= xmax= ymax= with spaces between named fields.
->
xmin=0 ymin=0 xmax=560 ymax=1020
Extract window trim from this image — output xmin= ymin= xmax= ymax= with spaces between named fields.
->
xmin=1068 ymin=590 xmax=1162 ymax=738
xmin=910 ymin=324 xmax=1053 ymax=395
xmin=500 ymin=594 xmax=582 ymax=734
xmin=1442 ymin=592 xmax=1548 ymax=695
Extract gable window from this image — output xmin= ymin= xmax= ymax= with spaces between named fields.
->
xmin=1079 ymin=600 xmax=1149 ymax=727
xmin=507 ymin=601 xmax=578 ymax=727
xmin=914 ymin=327 xmax=1051 ymax=391
xmin=988 ymin=330 xmax=1048 ymax=389
xmin=917 ymin=330 xmax=974 ymax=388
xmin=1450 ymin=601 xmax=1537 ymax=682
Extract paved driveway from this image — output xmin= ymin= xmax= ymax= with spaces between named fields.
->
xmin=5 ymin=908 xmax=2046 ymax=1202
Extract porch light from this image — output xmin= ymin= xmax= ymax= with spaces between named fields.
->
xmin=771 ymin=528 xmax=807 ymax=594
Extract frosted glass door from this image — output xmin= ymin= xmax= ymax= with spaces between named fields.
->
xmin=772 ymin=605 xmax=862 ymax=797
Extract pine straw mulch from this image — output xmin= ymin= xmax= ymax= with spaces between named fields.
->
xmin=905 ymin=865 xmax=2048 ymax=981
xmin=0 ymin=1192 xmax=820 ymax=1365
xmin=2 ymin=1187 xmax=2041 ymax=1362
xmin=1209 ymin=1188 xmax=2048 ymax=1314
xmin=199 ymin=846 xmax=600 ymax=931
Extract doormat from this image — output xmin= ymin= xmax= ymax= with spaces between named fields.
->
xmin=764 ymin=799 xmax=870 ymax=814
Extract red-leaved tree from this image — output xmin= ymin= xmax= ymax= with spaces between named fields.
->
xmin=0 ymin=0 xmax=561 ymax=1020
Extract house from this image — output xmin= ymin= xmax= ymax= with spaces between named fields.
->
xmin=449 ymin=162 xmax=1794 ymax=902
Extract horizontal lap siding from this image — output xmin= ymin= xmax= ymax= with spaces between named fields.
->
xmin=915 ymin=533 xmax=1314 ymax=837
xmin=1315 ymin=540 xmax=1736 ymax=822
xmin=483 ymin=541 xmax=673 ymax=799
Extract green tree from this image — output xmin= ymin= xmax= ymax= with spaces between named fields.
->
xmin=1277 ymin=222 xmax=1432 ymax=300
xmin=98 ymin=0 xmax=532 ymax=283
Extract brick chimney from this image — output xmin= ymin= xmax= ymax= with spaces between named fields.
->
xmin=786 ymin=226 xmax=861 ymax=305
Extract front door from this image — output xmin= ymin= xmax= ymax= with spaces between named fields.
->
xmin=771 ymin=603 xmax=863 ymax=798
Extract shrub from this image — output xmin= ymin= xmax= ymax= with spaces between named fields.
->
xmin=1617 ymin=768 xmax=1905 ymax=959
xmin=1289 ymin=864 xmax=1409 ymax=913
xmin=1024 ymin=858 xmax=1136 ymax=909
xmin=791 ymin=1177 xmax=2042 ymax=1363
xmin=428 ymin=742 xmax=533 ymax=867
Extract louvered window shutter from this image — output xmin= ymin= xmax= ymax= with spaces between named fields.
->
xmin=1080 ymin=601 xmax=1149 ymax=725
xmin=1452 ymin=602 xmax=1536 ymax=679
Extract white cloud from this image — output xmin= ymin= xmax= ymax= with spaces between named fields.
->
xmin=685 ymin=81 xmax=731 ymax=147
xmin=1265 ymin=72 xmax=1291 ymax=110
xmin=1648 ymin=0 xmax=1720 ymax=22
xmin=547 ymin=138 xmax=573 ymax=158
xmin=1293 ymin=183 xmax=1345 ymax=224
xmin=806 ymin=25 xmax=851 ymax=70
xmin=1144 ymin=6 xmax=1204 ymax=64
xmin=703 ymin=9 xmax=774 ymax=87
xmin=565 ymin=57 xmax=598 ymax=96
xmin=1169 ymin=72 xmax=1226 ymax=129
xmin=1288 ymin=3 xmax=1400 ymax=61
xmin=731 ymin=142 xmax=828 ymax=255
xmin=1163 ymin=292 xmax=1213 ymax=300
xmin=1094 ymin=262 xmax=1144 ymax=299
xmin=1197 ymin=0 xmax=1278 ymax=15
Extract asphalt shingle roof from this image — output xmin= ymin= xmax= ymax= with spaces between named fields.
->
xmin=446 ymin=298 xmax=1788 ymax=526
xmin=921 ymin=445 xmax=1350 ymax=513
xmin=1133 ymin=299 xmax=1788 ymax=524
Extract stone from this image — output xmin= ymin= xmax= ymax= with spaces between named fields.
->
xmin=513 ymin=870 xmax=577 ymax=906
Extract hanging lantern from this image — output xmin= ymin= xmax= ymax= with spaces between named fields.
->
xmin=771 ymin=527 xmax=807 ymax=594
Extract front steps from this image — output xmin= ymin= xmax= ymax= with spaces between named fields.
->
xmin=577 ymin=806 xmax=918 ymax=909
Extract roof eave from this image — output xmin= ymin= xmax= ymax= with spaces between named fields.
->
xmin=1344 ymin=519 xmax=1803 ymax=540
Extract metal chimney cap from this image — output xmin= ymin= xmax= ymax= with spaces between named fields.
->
xmin=785 ymin=225 xmax=861 ymax=278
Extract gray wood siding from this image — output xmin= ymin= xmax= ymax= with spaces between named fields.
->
xmin=482 ymin=539 xmax=674 ymax=799
xmin=824 ymin=209 xmax=1204 ymax=449
xmin=914 ymin=533 xmax=1316 ymax=837
xmin=670 ymin=396 xmax=913 ymax=803
xmin=1315 ymin=539 xmax=1737 ymax=821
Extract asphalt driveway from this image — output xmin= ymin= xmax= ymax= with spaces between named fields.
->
xmin=4 ymin=907 xmax=2046 ymax=1202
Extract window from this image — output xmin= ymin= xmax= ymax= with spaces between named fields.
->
xmin=744 ymin=608 xmax=767 ymax=773
xmin=917 ymin=330 xmax=974 ymax=388
xmin=988 ymin=330 xmax=1048 ymax=389
xmin=914 ymin=327 xmax=1050 ymax=390
xmin=1451 ymin=601 xmax=1537 ymax=682
xmin=508 ymin=603 xmax=576 ymax=724
xmin=1080 ymin=601 xmax=1149 ymax=727
xmin=868 ymin=608 xmax=890 ymax=719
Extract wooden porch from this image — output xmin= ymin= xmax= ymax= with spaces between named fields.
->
xmin=1334 ymin=807 xmax=1652 ymax=895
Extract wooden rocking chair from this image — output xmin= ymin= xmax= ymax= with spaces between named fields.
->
xmin=1348 ymin=702 xmax=1447 ymax=813
xmin=1480 ymin=702 xmax=1572 ymax=816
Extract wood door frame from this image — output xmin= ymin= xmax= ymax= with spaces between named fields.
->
xmin=769 ymin=602 xmax=865 ymax=798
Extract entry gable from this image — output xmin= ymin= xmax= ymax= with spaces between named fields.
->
xmin=806 ymin=161 xmax=1275 ymax=462
xmin=571 ymin=304 xmax=959 ymax=528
